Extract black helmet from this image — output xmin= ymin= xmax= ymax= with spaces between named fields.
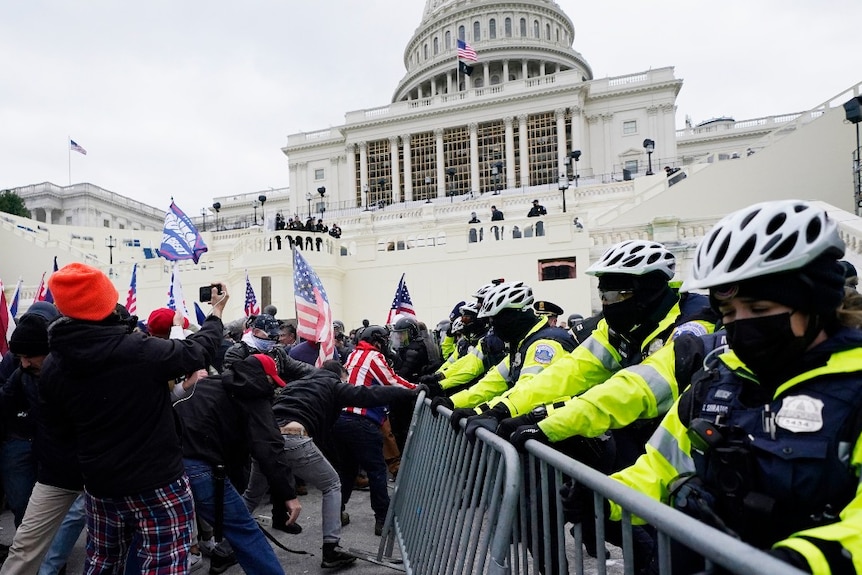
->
xmin=567 ymin=313 xmax=584 ymax=329
xmin=391 ymin=316 xmax=420 ymax=349
xmin=359 ymin=325 xmax=390 ymax=349
xmin=252 ymin=314 xmax=280 ymax=340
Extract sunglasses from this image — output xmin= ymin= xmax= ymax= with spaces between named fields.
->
xmin=599 ymin=289 xmax=634 ymax=305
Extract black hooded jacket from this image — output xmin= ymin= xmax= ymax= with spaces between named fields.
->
xmin=40 ymin=314 xmax=223 ymax=497
xmin=271 ymin=368 xmax=417 ymax=442
xmin=174 ymin=358 xmax=296 ymax=502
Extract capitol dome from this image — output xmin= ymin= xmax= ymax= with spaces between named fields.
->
xmin=394 ymin=0 xmax=593 ymax=102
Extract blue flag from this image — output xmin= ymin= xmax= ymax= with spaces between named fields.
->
xmin=44 ymin=256 xmax=58 ymax=304
xmin=160 ymin=202 xmax=208 ymax=264
xmin=193 ymin=301 xmax=207 ymax=326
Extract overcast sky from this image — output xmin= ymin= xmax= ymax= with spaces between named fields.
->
xmin=2 ymin=0 xmax=860 ymax=216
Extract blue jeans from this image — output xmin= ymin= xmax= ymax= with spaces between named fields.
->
xmin=183 ymin=458 xmax=284 ymax=575
xmin=39 ymin=494 xmax=86 ymax=575
xmin=0 ymin=438 xmax=37 ymax=526
xmin=331 ymin=415 xmax=389 ymax=521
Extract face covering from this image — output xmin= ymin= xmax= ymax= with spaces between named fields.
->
xmin=724 ymin=313 xmax=812 ymax=383
xmin=602 ymin=297 xmax=643 ymax=334
xmin=252 ymin=335 xmax=276 ymax=352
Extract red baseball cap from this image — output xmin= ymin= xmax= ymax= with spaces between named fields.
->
xmin=251 ymin=354 xmax=286 ymax=387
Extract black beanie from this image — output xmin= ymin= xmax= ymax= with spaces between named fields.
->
xmin=9 ymin=314 xmax=50 ymax=357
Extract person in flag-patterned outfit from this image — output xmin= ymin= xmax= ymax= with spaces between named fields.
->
xmin=330 ymin=325 xmax=416 ymax=536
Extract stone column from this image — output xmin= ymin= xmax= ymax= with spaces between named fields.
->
xmin=447 ymin=71 xmax=453 ymax=94
xmin=402 ymin=134 xmax=413 ymax=201
xmin=518 ymin=114 xmax=530 ymax=188
xmin=521 ymin=60 xmax=528 ymax=79
xmin=555 ymin=108 xmax=567 ymax=176
xmin=503 ymin=60 xmax=509 ymax=82
xmin=483 ymin=64 xmax=490 ymax=88
xmin=469 ymin=122 xmax=480 ymax=194
xmin=540 ymin=61 xmax=546 ymax=76
xmin=345 ymin=144 xmax=357 ymax=206
xmin=389 ymin=136 xmax=401 ymax=203
xmin=435 ymin=128 xmax=446 ymax=198
xmin=660 ymin=103 xmax=675 ymax=163
xmin=601 ymin=114 xmax=614 ymax=176
xmin=504 ymin=116 xmax=516 ymax=189
xmin=430 ymin=78 xmax=437 ymax=96
xmin=358 ymin=141 xmax=368 ymax=200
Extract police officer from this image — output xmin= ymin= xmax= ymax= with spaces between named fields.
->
xmin=587 ymin=200 xmax=862 ymax=573
xmin=533 ymin=300 xmax=564 ymax=327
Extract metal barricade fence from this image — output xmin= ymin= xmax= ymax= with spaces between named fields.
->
xmin=375 ymin=397 xmax=807 ymax=575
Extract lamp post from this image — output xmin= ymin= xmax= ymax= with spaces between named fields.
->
xmin=258 ymin=194 xmax=267 ymax=227
xmin=491 ymin=162 xmax=503 ymax=194
xmin=317 ymin=186 xmax=326 ymax=218
xmin=200 ymin=208 xmax=207 ymax=231
xmin=446 ymin=167 xmax=456 ymax=201
xmin=252 ymin=201 xmax=259 ymax=226
xmin=558 ymin=173 xmax=570 ymax=213
xmin=424 ymin=177 xmax=433 ymax=203
xmin=376 ymin=178 xmax=387 ymax=209
xmin=105 ymin=234 xmax=117 ymax=265
xmin=362 ymin=184 xmax=369 ymax=210
xmin=643 ymin=139 xmax=655 ymax=175
xmin=571 ymin=150 xmax=581 ymax=187
xmin=844 ymin=96 xmax=862 ymax=215
xmin=305 ymin=192 xmax=312 ymax=219
xmin=212 ymin=202 xmax=221 ymax=231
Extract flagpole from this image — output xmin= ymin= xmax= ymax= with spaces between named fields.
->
xmin=67 ymin=135 xmax=71 ymax=186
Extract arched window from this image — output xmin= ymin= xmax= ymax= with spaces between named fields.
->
xmin=473 ymin=21 xmax=480 ymax=41
xmin=546 ymin=23 xmax=551 ymax=40
xmin=474 ymin=77 xmax=484 ymax=88
xmin=490 ymin=74 xmax=500 ymax=85
xmin=433 ymin=37 xmax=439 ymax=55
xmin=556 ymin=28 xmax=560 ymax=42
xmin=505 ymin=17 xmax=512 ymax=37
xmin=423 ymin=43 xmax=428 ymax=59
xmin=533 ymin=20 xmax=540 ymax=38
xmin=519 ymin=18 xmax=526 ymax=37
xmin=458 ymin=25 xmax=465 ymax=41
xmin=445 ymin=30 xmax=451 ymax=49
xmin=489 ymin=18 xmax=496 ymax=39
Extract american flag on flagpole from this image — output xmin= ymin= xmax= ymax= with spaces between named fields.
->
xmin=33 ymin=272 xmax=48 ymax=303
xmin=125 ymin=263 xmax=138 ymax=315
xmin=244 ymin=271 xmax=260 ymax=317
xmin=457 ymin=39 xmax=478 ymax=62
xmin=166 ymin=261 xmax=192 ymax=321
xmin=70 ymin=139 xmax=87 ymax=155
xmin=386 ymin=273 xmax=417 ymax=325
xmin=44 ymin=256 xmax=58 ymax=304
xmin=293 ymin=249 xmax=334 ymax=367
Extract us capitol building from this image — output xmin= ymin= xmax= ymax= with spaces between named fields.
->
xmin=5 ymin=0 xmax=862 ymax=328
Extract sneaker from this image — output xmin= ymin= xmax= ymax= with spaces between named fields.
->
xmin=354 ymin=475 xmax=369 ymax=491
xmin=340 ymin=511 xmax=350 ymax=526
xmin=208 ymin=551 xmax=238 ymax=575
xmin=273 ymin=521 xmax=303 ymax=534
xmin=198 ymin=538 xmax=217 ymax=557
xmin=188 ymin=552 xmax=204 ymax=572
xmin=374 ymin=519 xmax=385 ymax=536
xmin=321 ymin=543 xmax=357 ymax=569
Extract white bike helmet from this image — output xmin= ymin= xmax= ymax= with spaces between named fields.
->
xmin=451 ymin=318 xmax=465 ymax=334
xmin=460 ymin=301 xmax=481 ymax=316
xmin=472 ymin=281 xmax=501 ymax=302
xmin=478 ymin=281 xmax=534 ymax=318
xmin=586 ymin=240 xmax=676 ymax=279
xmin=683 ymin=200 xmax=845 ymax=291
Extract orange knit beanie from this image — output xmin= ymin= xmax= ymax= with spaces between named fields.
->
xmin=48 ymin=263 xmax=119 ymax=321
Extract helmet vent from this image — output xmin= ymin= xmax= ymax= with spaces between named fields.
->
xmin=728 ymin=236 xmax=756 ymax=271
xmin=740 ymin=208 xmax=760 ymax=230
xmin=805 ymin=218 xmax=822 ymax=243
xmin=766 ymin=232 xmax=798 ymax=261
xmin=607 ymin=253 xmax=624 ymax=266
xmin=765 ymin=213 xmax=787 ymax=234
xmin=714 ymin=235 xmax=731 ymax=266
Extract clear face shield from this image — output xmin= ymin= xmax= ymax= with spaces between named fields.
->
xmin=389 ymin=330 xmax=409 ymax=350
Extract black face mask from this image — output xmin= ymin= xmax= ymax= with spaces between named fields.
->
xmin=602 ymin=297 xmax=643 ymax=334
xmin=724 ymin=313 xmax=812 ymax=383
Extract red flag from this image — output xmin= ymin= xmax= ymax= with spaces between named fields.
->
xmin=0 ymin=278 xmax=11 ymax=356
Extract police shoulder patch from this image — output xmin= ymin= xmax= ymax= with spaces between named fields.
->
xmin=671 ymin=321 xmax=709 ymax=339
xmin=533 ymin=344 xmax=556 ymax=364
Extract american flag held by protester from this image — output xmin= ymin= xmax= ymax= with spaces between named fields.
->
xmin=244 ymin=271 xmax=260 ymax=317
xmin=125 ymin=263 xmax=138 ymax=316
xmin=293 ymin=249 xmax=334 ymax=367
xmin=166 ymin=261 xmax=192 ymax=321
xmin=386 ymin=273 xmax=416 ymax=325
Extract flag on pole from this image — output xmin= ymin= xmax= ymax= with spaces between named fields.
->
xmin=9 ymin=278 xmax=22 ymax=320
xmin=159 ymin=202 xmax=208 ymax=264
xmin=34 ymin=272 xmax=48 ymax=303
xmin=70 ymin=139 xmax=87 ymax=155
xmin=193 ymin=302 xmax=207 ymax=326
xmin=457 ymin=39 xmax=478 ymax=62
xmin=0 ymin=278 xmax=12 ymax=356
xmin=386 ymin=273 xmax=417 ymax=325
xmin=293 ymin=249 xmax=334 ymax=367
xmin=458 ymin=61 xmax=474 ymax=76
xmin=166 ymin=261 xmax=192 ymax=321
xmin=44 ymin=256 xmax=58 ymax=304
xmin=244 ymin=271 xmax=260 ymax=317
xmin=125 ymin=263 xmax=138 ymax=315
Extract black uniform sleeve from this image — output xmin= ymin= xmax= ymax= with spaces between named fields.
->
xmin=243 ymin=396 xmax=296 ymax=502
xmin=335 ymin=381 xmax=416 ymax=408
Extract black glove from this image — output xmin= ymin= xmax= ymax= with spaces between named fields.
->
xmin=414 ymin=383 xmax=430 ymax=397
xmin=419 ymin=372 xmax=444 ymax=385
xmin=430 ymin=396 xmax=454 ymax=418
xmin=496 ymin=406 xmax=548 ymax=440
xmin=509 ymin=424 xmax=550 ymax=452
xmin=449 ymin=407 xmax=477 ymax=432
xmin=464 ymin=404 xmax=511 ymax=443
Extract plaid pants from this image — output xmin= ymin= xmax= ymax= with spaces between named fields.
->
xmin=84 ymin=475 xmax=195 ymax=575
